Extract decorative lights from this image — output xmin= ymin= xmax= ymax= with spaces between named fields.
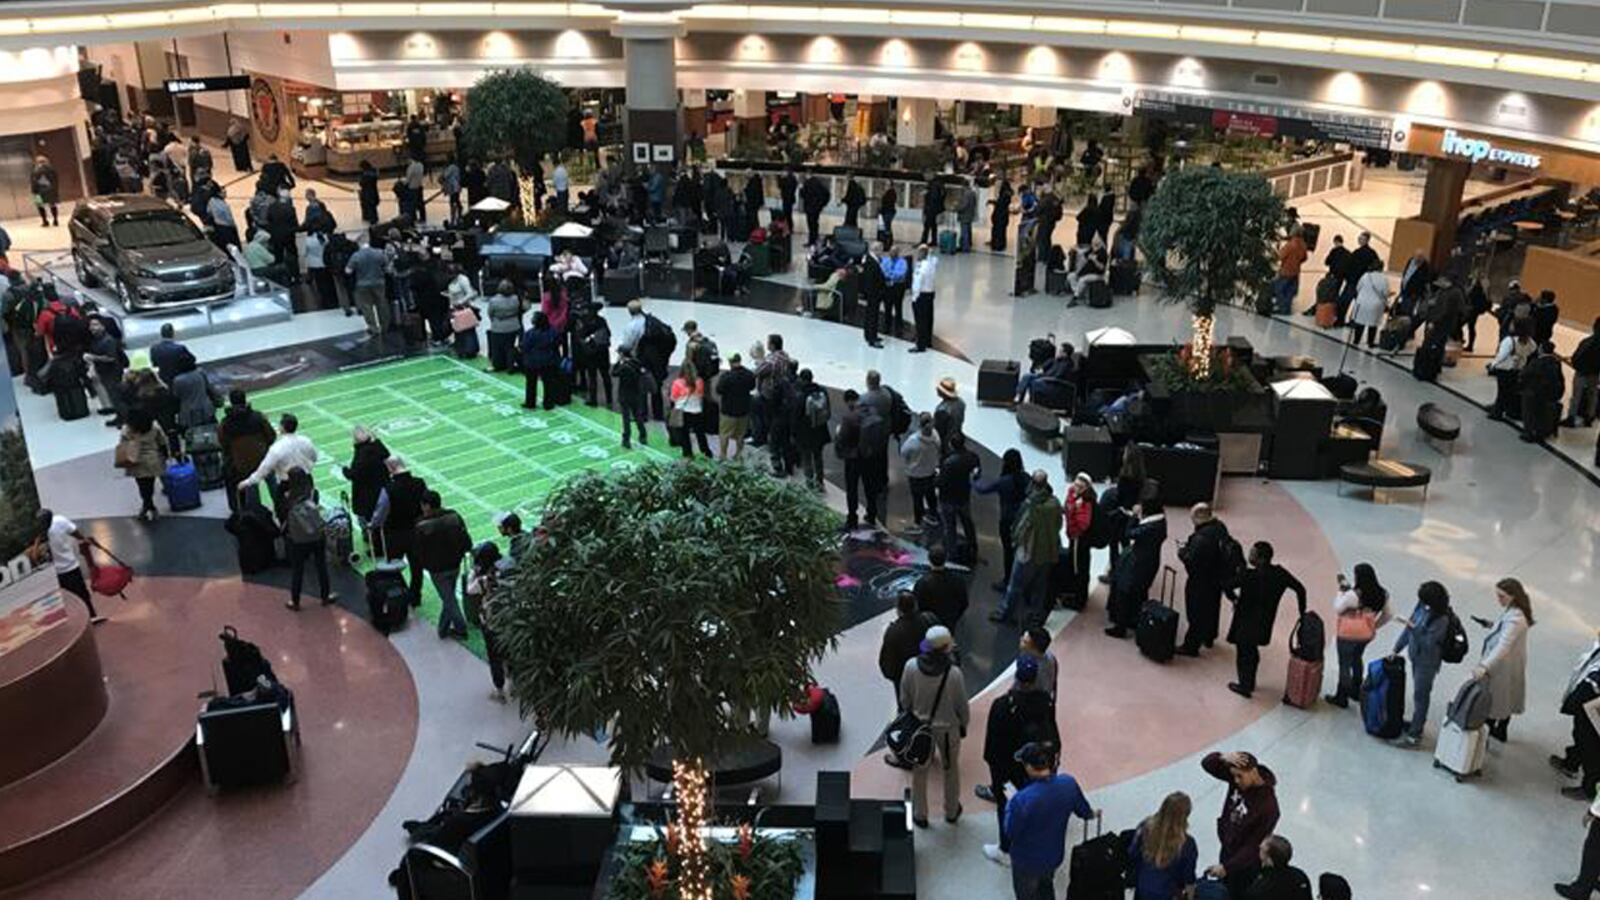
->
xmin=671 ymin=758 xmax=712 ymax=900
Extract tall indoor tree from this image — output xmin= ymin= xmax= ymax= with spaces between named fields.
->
xmin=460 ymin=67 xmax=571 ymax=209
xmin=1137 ymin=167 xmax=1288 ymax=379
xmin=491 ymin=461 xmax=841 ymax=900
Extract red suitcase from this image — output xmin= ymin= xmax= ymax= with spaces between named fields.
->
xmin=1284 ymin=657 xmax=1323 ymax=709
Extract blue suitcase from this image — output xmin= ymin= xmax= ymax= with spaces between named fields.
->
xmin=162 ymin=460 xmax=203 ymax=511
xmin=939 ymin=229 xmax=958 ymax=254
xmin=1361 ymin=656 xmax=1406 ymax=739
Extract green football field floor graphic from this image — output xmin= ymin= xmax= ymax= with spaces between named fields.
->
xmin=254 ymin=354 xmax=673 ymax=654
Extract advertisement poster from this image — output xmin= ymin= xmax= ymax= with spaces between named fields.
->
xmin=0 ymin=369 xmax=60 ymax=656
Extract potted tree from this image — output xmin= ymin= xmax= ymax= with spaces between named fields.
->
xmin=460 ymin=68 xmax=570 ymax=217
xmin=491 ymin=461 xmax=841 ymax=900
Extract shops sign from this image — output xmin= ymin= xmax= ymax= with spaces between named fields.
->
xmin=164 ymin=75 xmax=250 ymax=95
xmin=1441 ymin=129 xmax=1542 ymax=168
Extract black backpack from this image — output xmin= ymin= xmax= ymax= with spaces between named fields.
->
xmin=693 ymin=336 xmax=721 ymax=378
xmin=1290 ymin=612 xmax=1325 ymax=662
xmin=887 ymin=387 xmax=912 ymax=438
xmin=1441 ymin=611 xmax=1470 ymax=664
xmin=219 ymin=625 xmax=276 ymax=696
xmin=643 ymin=313 xmax=676 ymax=358
xmin=1217 ymin=533 xmax=1247 ymax=587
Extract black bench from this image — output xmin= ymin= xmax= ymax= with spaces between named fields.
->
xmin=645 ymin=736 xmax=783 ymax=796
xmin=1338 ymin=460 xmax=1433 ymax=501
xmin=1417 ymin=403 xmax=1461 ymax=452
xmin=1016 ymin=402 xmax=1063 ymax=449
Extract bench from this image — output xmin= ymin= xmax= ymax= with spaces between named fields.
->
xmin=1417 ymin=402 xmax=1461 ymax=453
xmin=1338 ymin=460 xmax=1433 ymax=501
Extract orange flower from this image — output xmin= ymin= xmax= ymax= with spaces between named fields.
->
xmin=665 ymin=825 xmax=680 ymax=857
xmin=737 ymin=823 xmax=754 ymax=860
xmin=646 ymin=858 xmax=670 ymax=898
xmin=730 ymin=874 xmax=752 ymax=900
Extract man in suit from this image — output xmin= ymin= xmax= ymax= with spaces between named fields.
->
xmin=860 ymin=242 xmax=888 ymax=348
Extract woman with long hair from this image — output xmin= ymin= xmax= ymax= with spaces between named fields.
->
xmin=1389 ymin=581 xmax=1452 ymax=747
xmin=976 ymin=448 xmax=1029 ymax=594
xmin=1062 ymin=472 xmax=1097 ymax=610
xmin=1099 ymin=445 xmax=1148 ymax=584
xmin=1477 ymin=577 xmax=1534 ymax=742
xmin=115 ymin=409 xmax=169 ymax=522
xmin=1128 ymin=791 xmax=1198 ymax=899
xmin=1326 ymin=562 xmax=1390 ymax=708
xmin=669 ymin=359 xmax=712 ymax=459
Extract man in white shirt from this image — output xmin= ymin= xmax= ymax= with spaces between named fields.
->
xmin=239 ymin=413 xmax=319 ymax=502
xmin=909 ymin=244 xmax=938 ymax=354
xmin=552 ymin=162 xmax=570 ymax=211
xmin=619 ymin=300 xmax=648 ymax=353
xmin=35 ymin=509 xmax=105 ymax=624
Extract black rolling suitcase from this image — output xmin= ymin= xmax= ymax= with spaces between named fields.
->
xmin=1110 ymin=260 xmax=1140 ymax=296
xmin=54 ymin=381 xmax=90 ymax=420
xmin=1412 ymin=335 xmax=1444 ymax=382
xmin=1136 ymin=565 xmax=1180 ymax=663
xmin=1045 ymin=269 xmax=1069 ymax=296
xmin=546 ymin=365 xmax=573 ymax=407
xmin=811 ymin=688 xmax=841 ymax=744
xmin=1086 ymin=279 xmax=1113 ymax=309
xmin=1066 ymin=812 xmax=1128 ymax=900
xmin=1048 ymin=547 xmax=1082 ymax=610
xmin=188 ymin=424 xmax=227 ymax=490
xmin=226 ymin=504 xmax=281 ymax=575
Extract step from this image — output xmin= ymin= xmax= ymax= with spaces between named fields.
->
xmin=879 ymin=833 xmax=917 ymax=900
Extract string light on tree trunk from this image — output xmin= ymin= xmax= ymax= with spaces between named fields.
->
xmin=671 ymin=758 xmax=712 ymax=900
xmin=1191 ymin=312 xmax=1214 ymax=379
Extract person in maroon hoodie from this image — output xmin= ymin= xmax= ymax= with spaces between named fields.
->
xmin=1201 ymin=750 xmax=1281 ymax=896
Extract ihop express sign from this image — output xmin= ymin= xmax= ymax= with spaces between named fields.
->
xmin=1441 ymin=129 xmax=1543 ymax=169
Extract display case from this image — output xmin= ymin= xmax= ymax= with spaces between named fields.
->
xmin=326 ymin=119 xmax=405 ymax=174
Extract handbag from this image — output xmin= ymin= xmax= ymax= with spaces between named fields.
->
xmin=114 ymin=435 xmax=140 ymax=469
xmin=1336 ymin=607 xmax=1379 ymax=642
xmin=883 ymin=667 xmax=950 ymax=767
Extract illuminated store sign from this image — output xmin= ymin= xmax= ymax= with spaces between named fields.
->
xmin=164 ymin=75 xmax=250 ymax=95
xmin=1441 ymin=128 xmax=1542 ymax=168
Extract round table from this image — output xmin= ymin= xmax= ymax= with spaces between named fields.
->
xmin=644 ymin=736 xmax=783 ymax=790
xmin=1338 ymin=459 xmax=1432 ymax=501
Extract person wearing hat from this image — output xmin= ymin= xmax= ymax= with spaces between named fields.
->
xmin=1004 ymin=741 xmax=1096 ymax=897
xmin=934 ymin=377 xmax=966 ymax=456
xmin=897 ymin=624 xmax=970 ymax=827
xmin=1202 ymin=751 xmax=1281 ymax=895
xmin=979 ymin=655 xmax=1060 ymax=866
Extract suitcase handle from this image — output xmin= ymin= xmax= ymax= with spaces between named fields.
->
xmin=1159 ymin=564 xmax=1178 ymax=607
xmin=1081 ymin=809 xmax=1103 ymax=842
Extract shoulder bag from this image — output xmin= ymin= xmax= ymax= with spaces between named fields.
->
xmin=883 ymin=667 xmax=950 ymax=767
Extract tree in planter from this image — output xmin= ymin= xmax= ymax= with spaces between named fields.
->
xmin=1137 ymin=167 xmax=1288 ymax=379
xmin=460 ymin=68 xmax=570 ymax=211
xmin=491 ymin=461 xmax=841 ymax=900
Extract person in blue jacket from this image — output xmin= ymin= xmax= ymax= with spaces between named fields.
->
xmin=1004 ymin=742 xmax=1096 ymax=900
xmin=520 ymin=311 xmax=562 ymax=411
xmin=1389 ymin=580 xmax=1453 ymax=748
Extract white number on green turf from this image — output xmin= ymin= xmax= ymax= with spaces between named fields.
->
xmin=579 ymin=445 xmax=609 ymax=460
xmin=440 ymin=380 xmax=468 ymax=392
xmin=464 ymin=392 xmax=493 ymax=405
xmin=550 ymin=431 xmax=577 ymax=445
xmin=492 ymin=404 xmax=519 ymax=417
xmin=518 ymin=417 xmax=548 ymax=430
xmin=379 ymin=417 xmax=433 ymax=436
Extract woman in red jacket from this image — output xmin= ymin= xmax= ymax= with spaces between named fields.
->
xmin=1062 ymin=472 xmax=1096 ymax=609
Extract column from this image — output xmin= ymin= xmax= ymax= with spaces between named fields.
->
xmin=612 ymin=15 xmax=685 ymax=164
xmin=895 ymin=97 xmax=937 ymax=148
xmin=855 ymin=94 xmax=889 ymax=139
xmin=1021 ymin=104 xmax=1056 ymax=150
xmin=731 ymin=89 xmax=766 ymax=150
xmin=1390 ymin=158 xmax=1469 ymax=269
xmin=682 ymin=89 xmax=707 ymax=146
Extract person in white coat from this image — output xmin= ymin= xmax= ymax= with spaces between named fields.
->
xmin=1348 ymin=259 xmax=1389 ymax=349
xmin=1476 ymin=577 xmax=1534 ymax=743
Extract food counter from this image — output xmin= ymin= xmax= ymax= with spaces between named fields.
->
xmin=325 ymin=120 xmax=457 ymax=175
xmin=1521 ymin=237 xmax=1600 ymax=327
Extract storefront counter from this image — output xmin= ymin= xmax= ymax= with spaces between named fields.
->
xmin=1523 ymin=238 xmax=1600 ymax=326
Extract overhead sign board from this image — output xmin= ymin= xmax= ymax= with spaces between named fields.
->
xmin=1134 ymin=90 xmax=1393 ymax=149
xmin=164 ymin=75 xmax=250 ymax=95
xmin=1440 ymin=128 xmax=1542 ymax=169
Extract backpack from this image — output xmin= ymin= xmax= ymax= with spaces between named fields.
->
xmin=1441 ymin=610 xmax=1470 ymax=664
xmin=643 ymin=313 xmax=676 ymax=357
xmin=758 ymin=356 xmax=793 ymax=400
xmin=692 ymin=336 xmax=721 ymax=377
xmin=805 ymin=388 xmax=831 ymax=428
xmin=1289 ymin=611 xmax=1325 ymax=662
xmin=1217 ymin=533 xmax=1247 ymax=586
xmin=219 ymin=625 xmax=276 ymax=695
xmin=284 ymin=499 xmax=326 ymax=545
xmin=887 ymin=386 xmax=912 ymax=437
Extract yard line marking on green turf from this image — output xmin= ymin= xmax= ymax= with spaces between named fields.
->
xmin=437 ymin=356 xmax=627 ymax=446
xmin=371 ymin=381 xmax=566 ymax=490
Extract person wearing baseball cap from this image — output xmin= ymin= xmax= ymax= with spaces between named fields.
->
xmin=1004 ymin=740 xmax=1096 ymax=894
xmin=979 ymin=654 xmax=1061 ymax=866
xmin=897 ymin=624 xmax=970 ymax=828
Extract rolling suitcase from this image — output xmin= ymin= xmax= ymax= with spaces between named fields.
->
xmin=1433 ymin=721 xmax=1488 ymax=781
xmin=1066 ymin=812 xmax=1127 ymax=900
xmin=162 ymin=459 xmax=203 ymax=511
xmin=1283 ymin=611 xmax=1325 ymax=709
xmin=1136 ymin=566 xmax=1180 ymax=664
xmin=1045 ymin=269 xmax=1069 ymax=296
xmin=366 ymin=530 xmax=411 ymax=634
xmin=810 ymin=688 xmax=841 ymax=744
xmin=1315 ymin=300 xmax=1339 ymax=329
xmin=1109 ymin=260 xmax=1140 ymax=296
xmin=939 ymin=229 xmax=958 ymax=254
xmin=1361 ymin=656 xmax=1407 ymax=739
xmin=226 ymin=504 xmax=280 ymax=574
xmin=1412 ymin=336 xmax=1444 ymax=382
xmin=1086 ymin=279 xmax=1113 ymax=309
xmin=1379 ymin=316 xmax=1410 ymax=351
xmin=54 ymin=381 xmax=90 ymax=421
xmin=325 ymin=501 xmax=355 ymax=566
xmin=188 ymin=425 xmax=227 ymax=490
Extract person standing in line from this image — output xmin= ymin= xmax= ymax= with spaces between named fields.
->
xmin=370 ymin=456 xmax=428 ymax=601
xmin=1005 ymin=742 xmax=1096 ymax=900
xmin=933 ymin=377 xmax=965 ymax=455
xmin=1554 ymin=635 xmax=1600 ymax=802
xmin=1201 ymin=751 xmax=1281 ymax=896
xmin=1325 ymin=563 xmax=1390 ymax=708
xmin=793 ymin=369 xmax=832 ymax=490
xmin=519 ymin=311 xmax=562 ymax=411
xmin=899 ymin=625 xmax=970 ymax=828
xmin=439 ymin=154 xmax=463 ymax=224
xmin=1487 ymin=320 xmax=1535 ymax=422
xmin=465 ymin=542 xmax=510 ymax=701
xmin=31 ymin=155 xmax=60 ymax=227
xmin=1563 ymin=317 xmax=1600 ymax=428
xmin=414 ymin=490 xmax=473 ymax=640
xmin=345 ymin=235 xmax=392 ymax=336
xmin=715 ymin=352 xmax=756 ymax=461
xmin=1347 ymin=259 xmax=1388 ymax=348
xmin=1554 ymin=791 xmax=1600 ymax=900
xmin=207 ymin=187 xmax=240 ymax=251
xmin=1127 ymin=792 xmax=1199 ymax=900
xmin=956 ymin=184 xmax=977 ymax=254
xmin=989 ymin=175 xmax=1013 ymax=252
xmin=900 ymin=413 xmax=944 ymax=532
xmin=883 ymin=246 xmax=910 ymax=342
xmin=800 ymin=172 xmax=830 ymax=247
xmin=1224 ymin=541 xmax=1307 ymax=699
xmin=612 ymin=346 xmax=653 ymax=449
xmin=281 ymin=469 xmax=336 ymax=611
xmin=358 ymin=159 xmax=381 ymax=224
xmin=879 ymin=185 xmax=898 ymax=244
xmin=1386 ymin=580 xmax=1452 ymax=748
xmin=1017 ymin=627 xmax=1059 ymax=705
xmin=485 ymin=280 xmax=525 ymax=374
xmin=861 ymin=242 xmax=888 ymax=348
xmin=1061 ymin=474 xmax=1096 ymax=609
xmin=34 ymin=510 xmax=108 ymax=624
xmin=1521 ymin=341 xmax=1566 ymax=443
xmin=342 ymin=425 xmax=391 ymax=552
xmin=217 ymin=390 xmax=274 ymax=512
xmin=910 ymin=244 xmax=938 ymax=353
xmin=1176 ymin=502 xmax=1233 ymax=657
xmin=668 ymin=360 xmax=713 ymax=459
xmin=937 ymin=433 xmax=981 ymax=563
xmin=1271 ymin=227 xmax=1308 ymax=315
xmin=170 ymin=358 xmax=222 ymax=450
xmin=836 ymin=389 xmax=870 ymax=529
xmin=880 ymin=590 xmax=938 ymax=708
xmin=1475 ymin=577 xmax=1534 ymax=743
xmin=913 ymin=546 xmax=969 ymax=631
xmin=757 ymin=335 xmax=798 ymax=476
xmin=840 ymin=175 xmax=866 ymax=230
xmin=1105 ymin=493 xmax=1167 ymax=639
xmin=238 ymin=412 xmax=319 ymax=509
xmin=115 ymin=410 xmax=169 ymax=522
xmin=571 ymin=303 xmax=612 ymax=407
xmin=857 ymin=383 xmax=893 ymax=529
xmin=920 ymin=175 xmax=945 ymax=246
xmin=994 ymin=471 xmax=1062 ymax=628
xmin=1242 ymin=836 xmax=1315 ymax=900
xmin=979 ymin=658 xmax=1060 ymax=867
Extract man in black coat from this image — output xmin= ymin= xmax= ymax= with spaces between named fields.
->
xmin=913 ymin=546 xmax=969 ymax=630
xmin=1242 ymin=836 xmax=1314 ymax=900
xmin=860 ymin=243 xmax=888 ymax=348
xmin=879 ymin=590 xmax=938 ymax=707
xmin=800 ymin=174 xmax=830 ymax=247
xmin=1521 ymin=341 xmax=1566 ymax=442
xmin=920 ymin=177 xmax=945 ymax=245
xmin=778 ymin=167 xmax=799 ymax=225
xmin=1177 ymin=503 xmax=1234 ymax=657
xmin=842 ymin=176 xmax=866 ymax=230
xmin=835 ymin=389 xmax=869 ymax=529
xmin=979 ymin=656 xmax=1060 ymax=863
xmin=1224 ymin=542 xmax=1307 ymax=698
xmin=265 ymin=192 xmax=300 ymax=281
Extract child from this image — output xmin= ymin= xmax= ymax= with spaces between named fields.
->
xmin=450 ymin=299 xmax=481 ymax=359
